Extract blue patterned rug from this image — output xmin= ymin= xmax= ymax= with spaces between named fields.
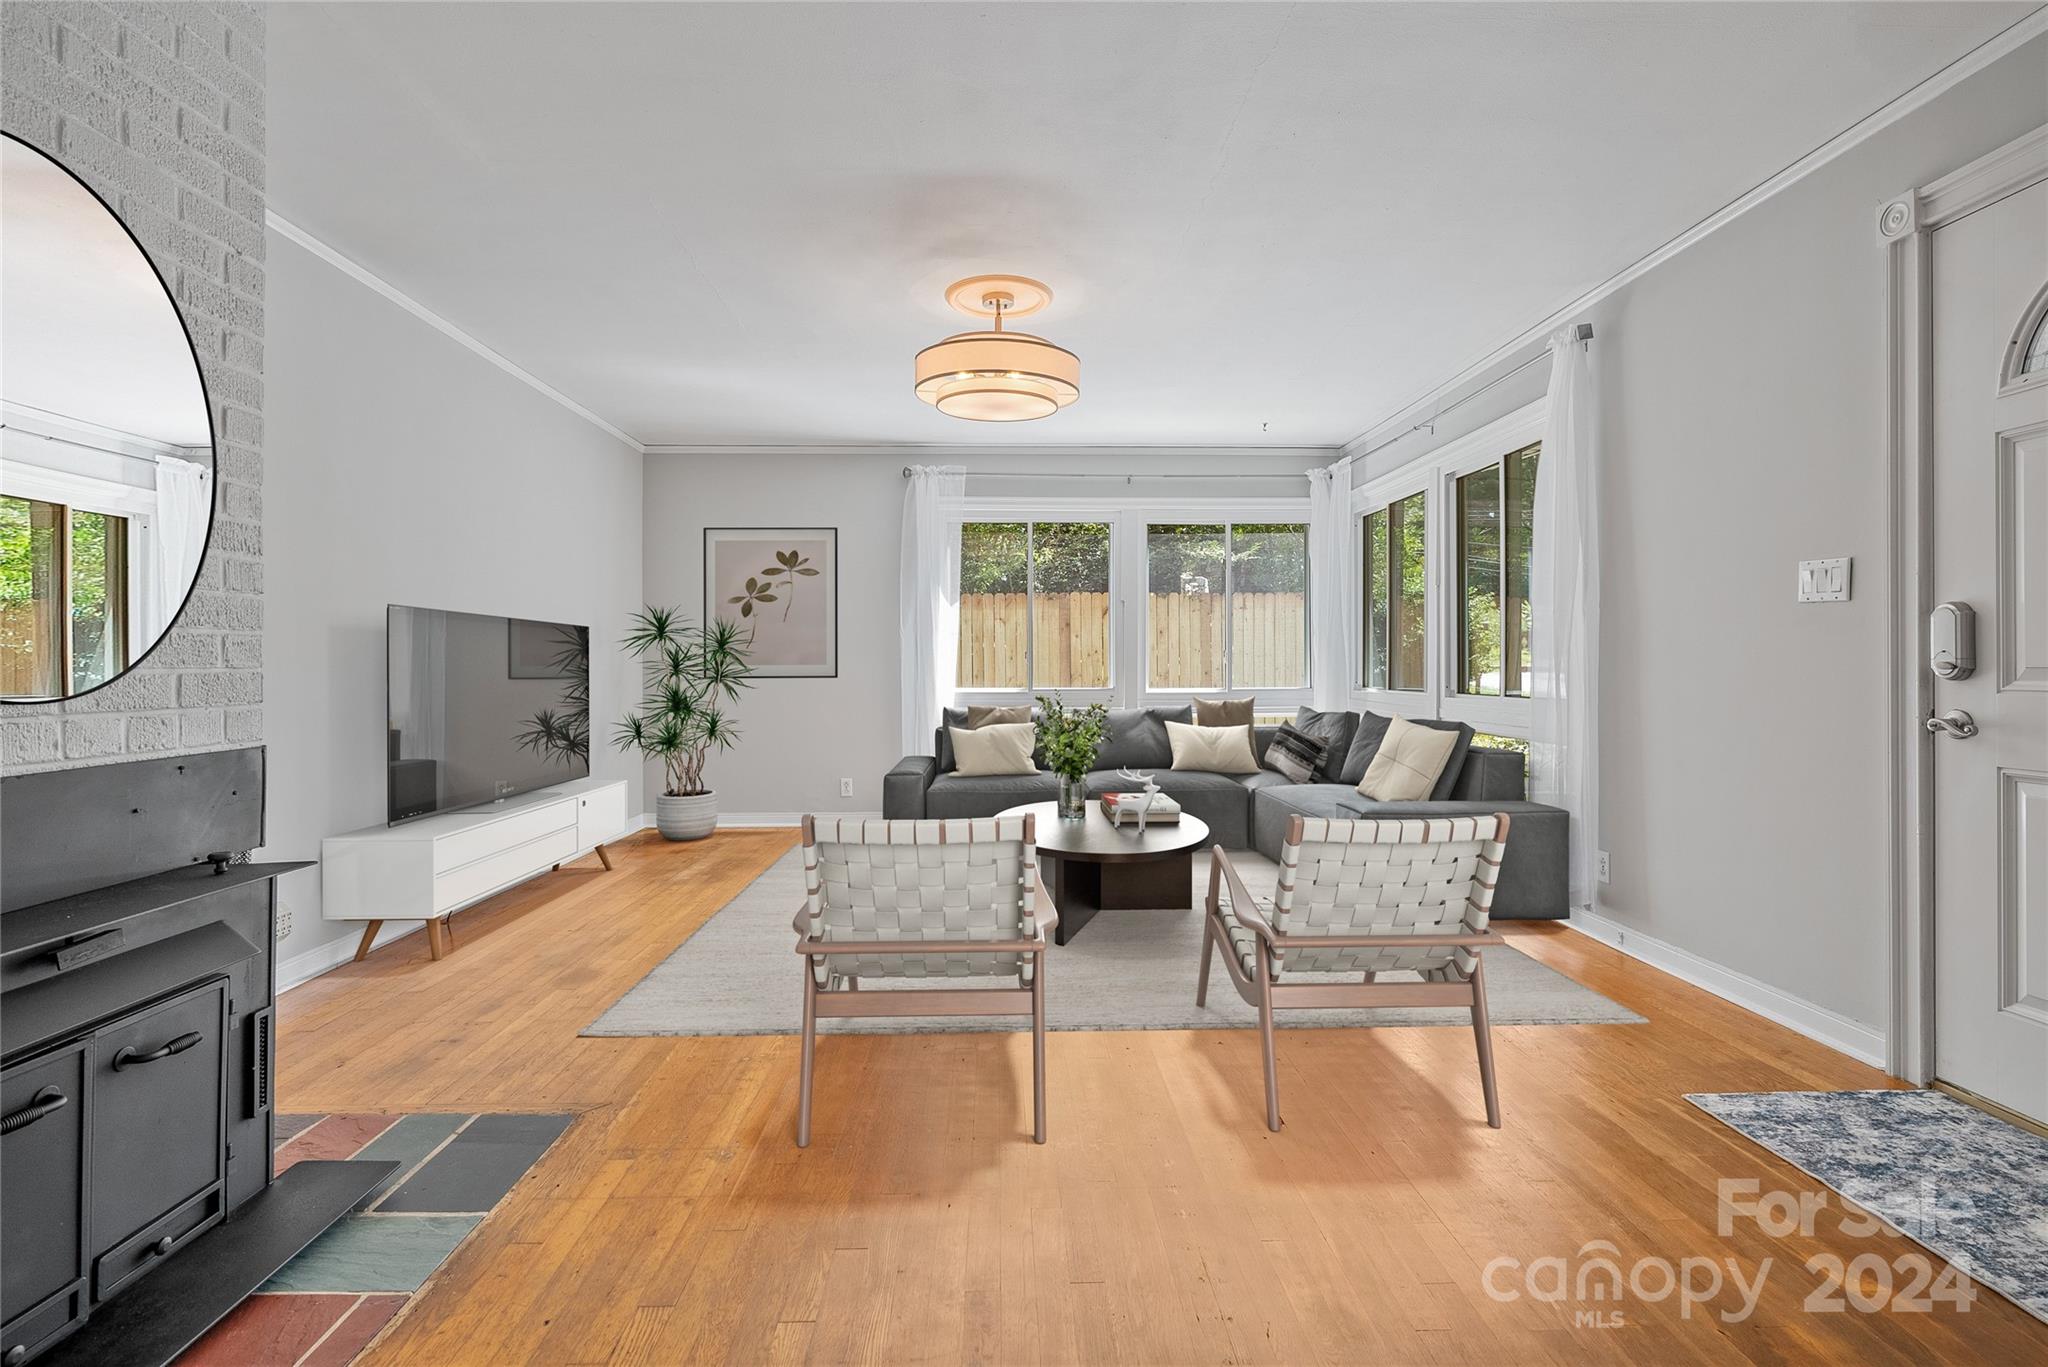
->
xmin=1688 ymin=1089 xmax=2048 ymax=1324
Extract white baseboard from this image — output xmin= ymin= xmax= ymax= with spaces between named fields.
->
xmin=713 ymin=811 xmax=881 ymax=828
xmin=629 ymin=810 xmax=884 ymax=830
xmin=277 ymin=920 xmax=418 ymax=993
xmin=1564 ymin=905 xmax=1887 ymax=1068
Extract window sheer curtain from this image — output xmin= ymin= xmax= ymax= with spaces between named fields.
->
xmin=899 ymin=465 xmax=966 ymax=754
xmin=146 ymin=455 xmax=211 ymax=639
xmin=1529 ymin=329 xmax=1599 ymax=908
xmin=1306 ymin=454 xmax=1355 ymax=709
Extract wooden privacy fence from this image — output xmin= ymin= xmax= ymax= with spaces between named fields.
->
xmin=0 ymin=602 xmax=53 ymax=697
xmin=957 ymin=591 xmax=1306 ymax=690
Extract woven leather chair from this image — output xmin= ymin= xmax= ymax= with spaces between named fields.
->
xmin=792 ymin=814 xmax=1058 ymax=1147
xmin=1198 ymin=812 xmax=1512 ymax=1131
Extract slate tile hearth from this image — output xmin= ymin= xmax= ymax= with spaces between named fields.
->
xmin=378 ymin=1113 xmax=575 ymax=1213
xmin=173 ymin=1112 xmax=572 ymax=1367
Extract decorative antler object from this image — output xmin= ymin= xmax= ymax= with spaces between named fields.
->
xmin=1112 ymin=766 xmax=1164 ymax=834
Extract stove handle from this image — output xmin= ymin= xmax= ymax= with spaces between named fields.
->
xmin=0 ymin=1085 xmax=69 ymax=1135
xmin=112 ymin=1031 xmax=203 ymax=1071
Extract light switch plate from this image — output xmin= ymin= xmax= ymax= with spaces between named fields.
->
xmin=1798 ymin=557 xmax=1851 ymax=602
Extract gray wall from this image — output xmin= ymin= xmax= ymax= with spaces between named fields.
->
xmin=262 ymin=229 xmax=644 ymax=972
xmin=640 ymin=451 xmax=1326 ymax=816
xmin=0 ymin=2 xmax=266 ymax=770
xmin=1353 ymin=36 xmax=2048 ymax=1034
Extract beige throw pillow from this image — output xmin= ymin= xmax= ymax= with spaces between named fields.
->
xmin=1357 ymin=715 xmax=1460 ymax=801
xmin=1192 ymin=696 xmax=1253 ymax=729
xmin=1165 ymin=720 xmax=1260 ymax=774
xmin=965 ymin=704 xmax=1032 ymax=729
xmin=949 ymin=723 xmax=1038 ymax=776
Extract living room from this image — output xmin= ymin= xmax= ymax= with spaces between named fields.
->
xmin=2 ymin=3 xmax=2046 ymax=1364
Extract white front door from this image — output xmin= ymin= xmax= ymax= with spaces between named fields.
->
xmin=1931 ymin=178 xmax=2048 ymax=1125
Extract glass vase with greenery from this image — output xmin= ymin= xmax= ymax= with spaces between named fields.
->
xmin=1035 ymin=691 xmax=1108 ymax=820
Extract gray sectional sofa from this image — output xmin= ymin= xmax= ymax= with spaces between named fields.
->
xmin=883 ymin=705 xmax=1569 ymax=918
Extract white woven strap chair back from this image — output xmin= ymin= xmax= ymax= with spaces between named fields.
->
xmin=1199 ymin=811 xmax=1512 ymax=1133
xmin=803 ymin=816 xmax=1039 ymax=981
xmin=1271 ymin=814 xmax=1507 ymax=979
xmin=794 ymin=814 xmax=1056 ymax=1148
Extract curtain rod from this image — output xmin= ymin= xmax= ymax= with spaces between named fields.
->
xmin=1353 ymin=323 xmax=1592 ymax=462
xmin=901 ymin=467 xmax=1310 ymax=481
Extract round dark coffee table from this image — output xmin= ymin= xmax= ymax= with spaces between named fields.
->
xmin=997 ymin=801 xmax=1212 ymax=944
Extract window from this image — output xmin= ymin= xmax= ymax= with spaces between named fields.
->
xmin=1146 ymin=522 xmax=1306 ymax=691
xmin=957 ymin=520 xmax=1111 ymax=690
xmin=1351 ymin=399 xmax=1546 ymax=736
xmin=1 ymin=494 xmax=131 ymax=698
xmin=1456 ymin=442 xmax=1538 ymax=697
xmin=1361 ymin=492 xmax=1427 ymax=691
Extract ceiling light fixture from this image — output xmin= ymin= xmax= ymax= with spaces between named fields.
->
xmin=914 ymin=275 xmax=1079 ymax=421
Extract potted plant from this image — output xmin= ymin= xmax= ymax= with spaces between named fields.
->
xmin=1036 ymin=692 xmax=1108 ymax=821
xmin=614 ymin=606 xmax=753 ymax=840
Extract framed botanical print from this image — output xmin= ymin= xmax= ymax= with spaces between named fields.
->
xmin=703 ymin=527 xmax=838 ymax=677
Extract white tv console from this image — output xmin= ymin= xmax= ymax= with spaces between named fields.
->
xmin=322 ymin=776 xmax=630 ymax=962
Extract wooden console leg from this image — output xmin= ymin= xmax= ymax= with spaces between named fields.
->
xmin=595 ymin=842 xmax=613 ymax=871
xmin=353 ymin=920 xmax=383 ymax=963
xmin=425 ymin=918 xmax=448 ymax=960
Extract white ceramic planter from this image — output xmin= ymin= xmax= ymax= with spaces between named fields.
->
xmin=655 ymin=791 xmax=718 ymax=841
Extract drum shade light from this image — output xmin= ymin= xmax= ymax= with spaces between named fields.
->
xmin=914 ymin=275 xmax=1079 ymax=422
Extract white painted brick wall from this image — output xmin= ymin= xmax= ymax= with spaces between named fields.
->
xmin=1 ymin=2 xmax=264 ymax=773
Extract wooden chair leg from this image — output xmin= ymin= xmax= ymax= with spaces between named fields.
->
xmin=1195 ymin=916 xmax=1216 ymax=1007
xmin=425 ymin=919 xmax=448 ymax=960
xmin=595 ymin=842 xmax=613 ymax=871
xmin=797 ymin=970 xmax=818 ymax=1148
xmin=1470 ymin=955 xmax=1501 ymax=1129
xmin=1032 ymin=958 xmax=1048 ymax=1144
xmin=352 ymin=920 xmax=383 ymax=963
xmin=1257 ymin=947 xmax=1280 ymax=1132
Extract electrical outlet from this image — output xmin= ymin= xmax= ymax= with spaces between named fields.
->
xmin=839 ymin=778 xmax=853 ymax=798
xmin=275 ymin=902 xmax=294 ymax=941
xmin=1597 ymin=850 xmax=1611 ymax=885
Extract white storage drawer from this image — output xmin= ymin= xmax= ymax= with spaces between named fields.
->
xmin=576 ymin=784 xmax=628 ymax=850
xmin=436 ymin=799 xmax=576 ymax=872
xmin=433 ymin=826 xmax=579 ymax=914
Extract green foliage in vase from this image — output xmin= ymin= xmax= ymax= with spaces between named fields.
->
xmin=515 ymin=625 xmax=591 ymax=766
xmin=613 ymin=607 xmax=754 ymax=797
xmin=1034 ymin=691 xmax=1109 ymax=781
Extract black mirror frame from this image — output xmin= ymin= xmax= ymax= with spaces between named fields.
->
xmin=0 ymin=128 xmax=220 ymax=707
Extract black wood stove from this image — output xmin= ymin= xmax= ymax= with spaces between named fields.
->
xmin=1 ymin=748 xmax=393 ymax=1366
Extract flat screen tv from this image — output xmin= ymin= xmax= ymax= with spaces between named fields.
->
xmin=386 ymin=604 xmax=590 ymax=824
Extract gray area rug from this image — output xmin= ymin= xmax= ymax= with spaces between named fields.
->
xmin=1689 ymin=1089 xmax=2048 ymax=1324
xmin=585 ymin=848 xmax=1644 ymax=1037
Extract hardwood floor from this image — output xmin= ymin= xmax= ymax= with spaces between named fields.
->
xmin=279 ymin=829 xmax=2044 ymax=1365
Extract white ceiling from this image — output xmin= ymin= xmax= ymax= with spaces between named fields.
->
xmin=268 ymin=1 xmax=2034 ymax=449
xmin=1 ymin=138 xmax=212 ymax=447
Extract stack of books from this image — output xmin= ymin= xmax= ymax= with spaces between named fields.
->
xmin=1099 ymin=792 xmax=1182 ymax=823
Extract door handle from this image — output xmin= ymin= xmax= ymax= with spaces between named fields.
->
xmin=1924 ymin=709 xmax=1979 ymax=739
xmin=112 ymin=1031 xmax=202 ymax=1071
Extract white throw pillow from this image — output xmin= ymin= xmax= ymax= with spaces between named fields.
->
xmin=1357 ymin=715 xmax=1459 ymax=801
xmin=949 ymin=723 xmax=1038 ymax=776
xmin=1164 ymin=720 xmax=1259 ymax=774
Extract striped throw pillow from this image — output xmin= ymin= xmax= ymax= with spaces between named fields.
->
xmin=1262 ymin=723 xmax=1328 ymax=784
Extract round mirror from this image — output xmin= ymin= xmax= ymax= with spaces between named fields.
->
xmin=1 ymin=132 xmax=215 ymax=702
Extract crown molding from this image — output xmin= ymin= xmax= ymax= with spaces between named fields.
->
xmin=265 ymin=210 xmax=646 ymax=453
xmin=1339 ymin=6 xmax=2048 ymax=460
